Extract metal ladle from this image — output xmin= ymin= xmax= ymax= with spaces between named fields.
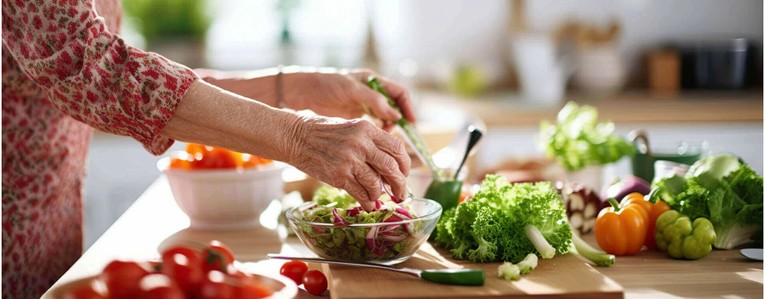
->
xmin=453 ymin=126 xmax=483 ymax=180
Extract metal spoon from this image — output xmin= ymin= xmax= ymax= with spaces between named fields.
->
xmin=740 ymin=248 xmax=763 ymax=261
xmin=267 ymin=254 xmax=484 ymax=286
xmin=453 ymin=126 xmax=483 ymax=180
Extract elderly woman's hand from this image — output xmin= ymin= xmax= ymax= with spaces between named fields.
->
xmin=170 ymin=73 xmax=415 ymax=211
xmin=284 ymin=115 xmax=411 ymax=211
xmin=287 ymin=69 xmax=416 ymax=130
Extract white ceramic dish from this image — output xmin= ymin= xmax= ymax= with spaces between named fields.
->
xmin=158 ymin=156 xmax=286 ymax=229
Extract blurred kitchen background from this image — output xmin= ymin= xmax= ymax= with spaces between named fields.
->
xmin=86 ymin=0 xmax=763 ymax=248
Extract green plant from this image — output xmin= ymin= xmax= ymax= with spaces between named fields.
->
xmin=539 ymin=101 xmax=635 ymax=171
xmin=123 ymin=0 xmax=211 ymax=42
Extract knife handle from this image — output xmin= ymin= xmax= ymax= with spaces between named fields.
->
xmin=420 ymin=269 xmax=485 ymax=286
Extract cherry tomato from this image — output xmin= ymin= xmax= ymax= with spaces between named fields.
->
xmin=279 ymin=260 xmax=308 ymax=285
xmin=193 ymin=148 xmax=238 ymax=169
xmin=99 ymin=260 xmax=150 ymax=299
xmin=186 ymin=143 xmax=209 ymax=159
xmin=61 ymin=284 xmax=107 ymax=299
xmin=302 ymin=270 xmax=328 ymax=296
xmin=199 ymin=271 xmax=235 ymax=299
xmin=161 ymin=246 xmax=205 ymax=295
xmin=241 ymin=154 xmax=272 ymax=168
xmin=169 ymin=157 xmax=190 ymax=170
xmin=203 ymin=240 xmax=235 ymax=273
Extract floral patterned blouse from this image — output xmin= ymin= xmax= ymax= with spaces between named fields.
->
xmin=2 ymin=0 xmax=198 ymax=297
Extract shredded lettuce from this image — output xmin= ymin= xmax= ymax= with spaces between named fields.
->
xmin=297 ymin=185 xmax=422 ymax=261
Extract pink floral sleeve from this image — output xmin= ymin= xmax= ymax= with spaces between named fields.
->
xmin=1 ymin=0 xmax=199 ymax=155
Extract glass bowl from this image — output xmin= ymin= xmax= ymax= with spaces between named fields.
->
xmin=286 ymin=198 xmax=442 ymax=265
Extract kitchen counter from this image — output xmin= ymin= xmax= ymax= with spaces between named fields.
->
xmin=43 ymin=177 xmax=763 ymax=298
xmin=419 ymin=90 xmax=763 ymax=127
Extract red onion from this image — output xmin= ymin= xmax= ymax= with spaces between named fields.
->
xmin=332 ymin=208 xmax=348 ymax=226
xmin=366 ymin=226 xmax=378 ymax=251
xmin=395 ymin=207 xmax=412 ymax=218
xmin=555 ymin=181 xmax=602 ymax=234
xmin=347 ymin=207 xmax=362 ymax=217
xmin=381 ymin=180 xmax=402 ymax=203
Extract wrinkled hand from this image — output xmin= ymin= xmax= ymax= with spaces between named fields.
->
xmin=286 ymin=116 xmax=411 ymax=211
xmin=291 ymin=69 xmax=416 ymax=131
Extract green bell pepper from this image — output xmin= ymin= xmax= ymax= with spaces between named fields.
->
xmin=655 ymin=210 xmax=716 ymax=260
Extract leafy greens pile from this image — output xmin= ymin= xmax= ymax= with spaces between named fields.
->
xmin=539 ymin=101 xmax=635 ymax=171
xmin=434 ymin=175 xmax=613 ymax=266
xmin=650 ymin=153 xmax=763 ymax=249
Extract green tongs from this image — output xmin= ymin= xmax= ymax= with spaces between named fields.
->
xmin=366 ymin=77 xmax=445 ymax=181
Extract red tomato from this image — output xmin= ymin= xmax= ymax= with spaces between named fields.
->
xmin=61 ymin=284 xmax=107 ymax=299
xmin=302 ymin=270 xmax=328 ymax=296
xmin=161 ymin=246 xmax=205 ymax=295
xmin=279 ymin=260 xmax=308 ymax=285
xmin=194 ymin=148 xmax=238 ymax=169
xmin=203 ymin=240 xmax=235 ymax=273
xmin=99 ymin=260 xmax=150 ymax=299
xmin=199 ymin=271 xmax=235 ymax=299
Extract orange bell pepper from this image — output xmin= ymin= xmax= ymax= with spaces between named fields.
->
xmin=594 ymin=197 xmax=649 ymax=256
xmin=621 ymin=192 xmax=671 ymax=250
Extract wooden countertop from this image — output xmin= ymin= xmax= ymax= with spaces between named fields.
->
xmin=419 ymin=90 xmax=763 ymax=127
xmin=43 ymin=177 xmax=763 ymax=298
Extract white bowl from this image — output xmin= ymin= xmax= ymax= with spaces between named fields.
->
xmin=158 ymin=156 xmax=286 ymax=229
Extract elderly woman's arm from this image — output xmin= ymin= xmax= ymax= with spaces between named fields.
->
xmin=163 ymin=80 xmax=410 ymax=210
xmin=195 ymin=67 xmax=416 ymax=131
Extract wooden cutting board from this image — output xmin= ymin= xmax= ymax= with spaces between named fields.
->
xmin=327 ymin=243 xmax=623 ymax=299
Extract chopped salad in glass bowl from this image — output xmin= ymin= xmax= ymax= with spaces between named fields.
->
xmin=286 ymin=185 xmax=442 ymax=265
